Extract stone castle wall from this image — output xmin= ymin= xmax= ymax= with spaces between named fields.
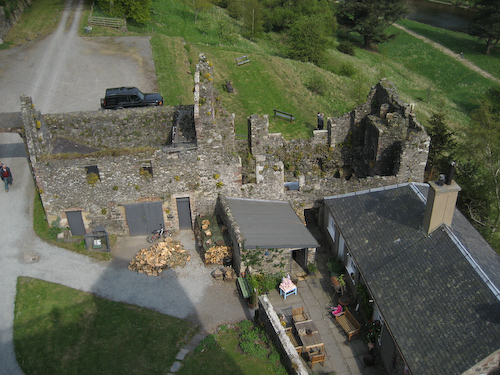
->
xmin=22 ymin=54 xmax=429 ymax=235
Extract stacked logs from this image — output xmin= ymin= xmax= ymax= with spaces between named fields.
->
xmin=204 ymin=245 xmax=233 ymax=265
xmin=128 ymin=238 xmax=190 ymax=276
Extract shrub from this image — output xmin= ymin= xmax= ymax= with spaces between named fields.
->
xmin=337 ymin=41 xmax=356 ymax=56
xmin=338 ymin=63 xmax=356 ymax=77
xmin=304 ymin=75 xmax=328 ymax=96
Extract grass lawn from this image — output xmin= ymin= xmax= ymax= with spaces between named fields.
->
xmin=397 ymin=19 xmax=500 ymax=80
xmin=177 ymin=321 xmax=288 ymax=375
xmin=3 ymin=0 xmax=65 ymax=46
xmin=14 ymin=277 xmax=198 ymax=375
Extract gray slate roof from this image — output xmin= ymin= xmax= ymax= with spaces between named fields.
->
xmin=225 ymin=197 xmax=318 ymax=250
xmin=325 ymin=183 xmax=500 ymax=375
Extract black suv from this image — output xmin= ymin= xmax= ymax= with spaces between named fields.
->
xmin=100 ymin=87 xmax=163 ymax=109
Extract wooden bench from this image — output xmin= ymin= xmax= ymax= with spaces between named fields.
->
xmin=237 ymin=277 xmax=252 ymax=299
xmin=225 ymin=81 xmax=234 ymax=93
xmin=284 ymin=327 xmax=302 ymax=355
xmin=335 ymin=308 xmax=361 ymax=341
xmin=235 ymin=55 xmax=250 ymax=66
xmin=273 ymin=109 xmax=295 ymax=122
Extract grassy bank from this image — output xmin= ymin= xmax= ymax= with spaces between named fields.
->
xmin=14 ymin=277 xmax=198 ymax=375
xmin=397 ymin=18 xmax=500 ymax=80
xmin=178 ymin=321 xmax=288 ymax=375
xmin=3 ymin=0 xmax=65 ymax=45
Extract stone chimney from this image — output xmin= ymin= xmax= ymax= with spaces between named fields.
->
xmin=423 ymin=162 xmax=461 ymax=235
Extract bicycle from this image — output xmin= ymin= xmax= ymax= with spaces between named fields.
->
xmin=146 ymin=223 xmax=172 ymax=243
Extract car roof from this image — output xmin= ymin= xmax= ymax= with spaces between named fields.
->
xmin=105 ymin=87 xmax=140 ymax=96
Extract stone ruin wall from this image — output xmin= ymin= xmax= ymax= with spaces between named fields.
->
xmin=246 ymin=79 xmax=429 ymax=214
xmin=22 ymin=54 xmax=429 ymax=235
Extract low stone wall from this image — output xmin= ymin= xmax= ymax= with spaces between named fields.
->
xmin=257 ymin=295 xmax=309 ymax=375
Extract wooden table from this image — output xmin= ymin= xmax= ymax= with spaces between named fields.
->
xmin=298 ymin=332 xmax=323 ymax=351
xmin=294 ymin=319 xmax=318 ymax=336
xmin=294 ymin=320 xmax=323 ymax=351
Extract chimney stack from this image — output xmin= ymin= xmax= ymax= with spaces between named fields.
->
xmin=423 ymin=162 xmax=461 ymax=235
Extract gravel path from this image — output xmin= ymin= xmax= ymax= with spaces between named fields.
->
xmin=394 ymin=23 xmax=500 ymax=85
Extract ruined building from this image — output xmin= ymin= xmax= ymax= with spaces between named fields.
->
xmin=22 ymin=54 xmax=429 ymax=237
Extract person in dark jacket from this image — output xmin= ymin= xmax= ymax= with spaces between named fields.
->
xmin=1 ymin=164 xmax=13 ymax=192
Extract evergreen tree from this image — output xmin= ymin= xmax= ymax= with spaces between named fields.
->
xmin=426 ymin=110 xmax=456 ymax=176
xmin=468 ymin=0 xmax=500 ymax=55
xmin=458 ymin=88 xmax=500 ymax=247
xmin=338 ymin=0 xmax=408 ymax=48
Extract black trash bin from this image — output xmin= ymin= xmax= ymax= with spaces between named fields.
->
xmin=223 ymin=256 xmax=232 ymax=267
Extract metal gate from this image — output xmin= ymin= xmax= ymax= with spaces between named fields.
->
xmin=176 ymin=197 xmax=192 ymax=230
xmin=124 ymin=202 xmax=164 ymax=236
xmin=66 ymin=211 xmax=86 ymax=236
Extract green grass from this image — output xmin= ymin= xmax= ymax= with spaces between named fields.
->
xmin=177 ymin=322 xmax=288 ymax=375
xmin=33 ymin=192 xmax=113 ymax=261
xmin=14 ymin=277 xmax=197 ymax=375
xmin=4 ymin=0 xmax=65 ymax=45
xmin=398 ymin=19 xmax=500 ymax=80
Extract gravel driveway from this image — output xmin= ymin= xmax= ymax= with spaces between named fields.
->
xmin=0 ymin=2 xmax=248 ymax=374
xmin=0 ymin=0 xmax=158 ymax=114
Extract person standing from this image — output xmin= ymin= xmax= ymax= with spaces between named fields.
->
xmin=317 ymin=112 xmax=324 ymax=130
xmin=1 ymin=164 xmax=13 ymax=192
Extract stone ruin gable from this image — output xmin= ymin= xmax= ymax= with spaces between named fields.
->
xmin=344 ymin=79 xmax=430 ymax=180
xmin=42 ymin=106 xmax=178 ymax=150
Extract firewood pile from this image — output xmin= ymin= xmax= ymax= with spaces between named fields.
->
xmin=128 ymin=238 xmax=190 ymax=276
xmin=198 ymin=218 xmax=233 ymax=265
xmin=204 ymin=245 xmax=233 ymax=265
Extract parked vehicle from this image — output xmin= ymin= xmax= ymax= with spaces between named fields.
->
xmin=146 ymin=223 xmax=172 ymax=243
xmin=100 ymin=87 xmax=163 ymax=109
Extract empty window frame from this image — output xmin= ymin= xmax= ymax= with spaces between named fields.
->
xmin=140 ymin=161 xmax=153 ymax=178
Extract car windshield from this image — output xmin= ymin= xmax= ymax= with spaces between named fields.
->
xmin=136 ymin=89 xmax=145 ymax=100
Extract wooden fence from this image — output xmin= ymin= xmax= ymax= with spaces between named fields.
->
xmin=88 ymin=5 xmax=126 ymax=29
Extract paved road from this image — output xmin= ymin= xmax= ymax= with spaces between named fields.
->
xmin=0 ymin=0 xmax=158 ymax=114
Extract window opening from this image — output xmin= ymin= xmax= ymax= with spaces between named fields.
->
xmin=85 ymin=165 xmax=100 ymax=185
xmin=140 ymin=161 xmax=153 ymax=179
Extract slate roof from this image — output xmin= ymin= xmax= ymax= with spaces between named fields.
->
xmin=225 ymin=197 xmax=318 ymax=250
xmin=325 ymin=183 xmax=500 ymax=375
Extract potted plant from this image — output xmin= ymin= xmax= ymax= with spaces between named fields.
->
xmin=307 ymin=262 xmax=318 ymax=275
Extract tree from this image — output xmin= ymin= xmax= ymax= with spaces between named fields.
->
xmin=184 ymin=0 xmax=214 ymax=23
xmin=458 ymin=88 xmax=500 ymax=238
xmin=468 ymin=0 xmax=500 ymax=55
xmin=241 ymin=0 xmax=264 ymax=40
xmin=425 ymin=110 xmax=456 ymax=176
xmin=96 ymin=0 xmax=152 ymax=23
xmin=338 ymin=0 xmax=408 ymax=48
xmin=287 ymin=14 xmax=331 ymax=66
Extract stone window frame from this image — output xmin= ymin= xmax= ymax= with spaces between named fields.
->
xmin=140 ymin=160 xmax=153 ymax=178
xmin=85 ymin=165 xmax=100 ymax=180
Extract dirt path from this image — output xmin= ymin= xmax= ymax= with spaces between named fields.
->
xmin=393 ymin=24 xmax=500 ymax=85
